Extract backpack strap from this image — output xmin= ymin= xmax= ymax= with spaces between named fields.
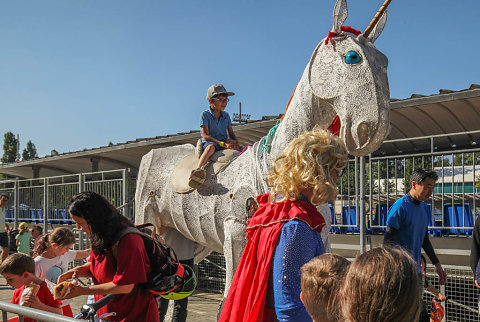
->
xmin=110 ymin=225 xmax=189 ymax=294
xmin=111 ymin=226 xmax=143 ymax=261
xmin=111 ymin=225 xmax=174 ymax=265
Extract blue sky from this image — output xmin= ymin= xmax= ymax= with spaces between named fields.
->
xmin=0 ymin=0 xmax=478 ymax=158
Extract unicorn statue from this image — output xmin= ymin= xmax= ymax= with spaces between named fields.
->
xmin=135 ymin=0 xmax=391 ymax=296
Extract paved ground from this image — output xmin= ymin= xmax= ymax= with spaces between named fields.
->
xmin=0 ymin=276 xmax=223 ymax=321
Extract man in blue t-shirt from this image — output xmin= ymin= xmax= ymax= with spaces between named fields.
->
xmin=189 ymin=84 xmax=240 ymax=188
xmin=384 ymin=169 xmax=447 ymax=285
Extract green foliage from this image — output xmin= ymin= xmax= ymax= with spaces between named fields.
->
xmin=452 ymin=152 xmax=480 ymax=166
xmin=22 ymin=140 xmax=38 ymax=161
xmin=1 ymin=132 xmax=18 ymax=163
xmin=339 ymin=156 xmax=438 ymax=198
xmin=338 ymin=160 xmax=377 ymax=197
xmin=434 ymin=156 xmax=450 ymax=167
xmin=51 ymin=149 xmax=59 ymax=156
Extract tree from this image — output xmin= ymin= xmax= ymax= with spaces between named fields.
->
xmin=434 ymin=156 xmax=451 ymax=167
xmin=338 ymin=159 xmax=377 ymax=197
xmin=452 ymin=152 xmax=480 ymax=166
xmin=1 ymin=132 xmax=18 ymax=163
xmin=22 ymin=140 xmax=38 ymax=161
xmin=51 ymin=149 xmax=59 ymax=156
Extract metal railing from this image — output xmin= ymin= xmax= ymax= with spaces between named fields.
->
xmin=196 ymin=251 xmax=480 ymax=322
xmin=197 ymin=252 xmax=226 ymax=293
xmin=423 ymin=266 xmax=479 ymax=321
xmin=0 ymin=169 xmax=132 ymax=232
xmin=0 ymin=301 xmax=78 ymax=322
xmin=332 ymin=132 xmax=480 ymax=236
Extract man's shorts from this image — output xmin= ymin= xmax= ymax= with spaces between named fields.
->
xmin=203 ymin=141 xmax=225 ymax=152
xmin=0 ymin=232 xmax=8 ymax=248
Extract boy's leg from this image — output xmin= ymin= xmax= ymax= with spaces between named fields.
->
xmin=189 ymin=143 xmax=218 ymax=188
xmin=0 ymin=232 xmax=9 ymax=262
xmin=0 ymin=247 xmax=8 ymax=262
xmin=197 ymin=144 xmax=216 ymax=169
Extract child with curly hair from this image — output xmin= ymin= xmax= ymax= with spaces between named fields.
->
xmin=220 ymin=126 xmax=348 ymax=322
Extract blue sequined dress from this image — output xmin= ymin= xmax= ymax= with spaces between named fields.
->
xmin=269 ymin=219 xmax=326 ymax=321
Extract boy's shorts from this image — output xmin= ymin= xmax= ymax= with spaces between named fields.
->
xmin=203 ymin=141 xmax=225 ymax=152
xmin=0 ymin=232 xmax=8 ymax=248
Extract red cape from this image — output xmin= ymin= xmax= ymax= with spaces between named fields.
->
xmin=219 ymin=193 xmax=325 ymax=322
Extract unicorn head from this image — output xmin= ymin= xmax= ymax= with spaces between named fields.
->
xmin=280 ymin=0 xmax=391 ymax=157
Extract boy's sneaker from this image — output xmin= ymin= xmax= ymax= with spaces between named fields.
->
xmin=189 ymin=168 xmax=206 ymax=188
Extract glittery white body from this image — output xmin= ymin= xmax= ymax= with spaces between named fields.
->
xmin=135 ymin=0 xmax=390 ymax=296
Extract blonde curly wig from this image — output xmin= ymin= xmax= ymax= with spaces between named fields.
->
xmin=266 ymin=126 xmax=348 ymax=206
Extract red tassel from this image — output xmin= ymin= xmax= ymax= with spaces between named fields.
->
xmin=325 ymin=31 xmax=336 ymax=45
xmin=325 ymin=26 xmax=362 ymax=45
xmin=327 ymin=116 xmax=341 ymax=137
xmin=341 ymin=26 xmax=361 ymax=36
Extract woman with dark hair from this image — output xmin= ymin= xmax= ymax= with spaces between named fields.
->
xmin=57 ymin=192 xmax=159 ymax=322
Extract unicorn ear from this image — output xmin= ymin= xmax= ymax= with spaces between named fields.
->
xmin=332 ymin=0 xmax=348 ymax=33
xmin=368 ymin=10 xmax=387 ymax=43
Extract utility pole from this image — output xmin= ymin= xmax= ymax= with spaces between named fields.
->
xmin=232 ymin=102 xmax=251 ymax=123
xmin=16 ymin=134 xmax=20 ymax=162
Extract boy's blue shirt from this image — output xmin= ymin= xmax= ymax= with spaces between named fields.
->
xmin=200 ymin=108 xmax=231 ymax=143
xmin=386 ymin=195 xmax=429 ymax=273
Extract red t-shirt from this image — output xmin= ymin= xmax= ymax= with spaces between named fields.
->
xmin=89 ymin=233 xmax=159 ymax=322
xmin=10 ymin=281 xmax=61 ymax=322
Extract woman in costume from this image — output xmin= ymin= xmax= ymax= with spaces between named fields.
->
xmin=219 ymin=127 xmax=348 ymax=322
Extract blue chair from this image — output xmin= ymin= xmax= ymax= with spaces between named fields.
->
xmin=443 ymin=203 xmax=473 ymax=235
xmin=48 ymin=210 xmax=54 ymax=224
xmin=5 ymin=210 xmax=14 ymax=223
xmin=50 ymin=209 xmax=61 ymax=224
xmin=432 ymin=217 xmax=444 ymax=237
xmin=29 ymin=209 xmax=38 ymax=223
xmin=54 ymin=210 xmax=65 ymax=224
xmin=424 ymin=203 xmax=443 ymax=237
xmin=371 ymin=204 xmax=392 ymax=233
xmin=329 ymin=205 xmax=341 ymax=234
xmin=21 ymin=210 xmax=30 ymax=223
xmin=36 ymin=210 xmax=43 ymax=223
xmin=61 ymin=210 xmax=74 ymax=225
xmin=341 ymin=206 xmax=359 ymax=233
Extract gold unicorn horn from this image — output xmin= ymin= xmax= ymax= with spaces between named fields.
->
xmin=364 ymin=0 xmax=392 ymax=37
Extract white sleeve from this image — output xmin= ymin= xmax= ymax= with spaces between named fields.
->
xmin=317 ymin=204 xmax=332 ymax=253
xmin=64 ymin=250 xmax=77 ymax=263
xmin=34 ymin=259 xmax=46 ymax=281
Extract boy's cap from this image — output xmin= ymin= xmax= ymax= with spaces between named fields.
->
xmin=206 ymin=84 xmax=235 ymax=100
xmin=19 ymin=222 xmax=28 ymax=230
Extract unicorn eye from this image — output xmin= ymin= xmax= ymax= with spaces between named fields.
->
xmin=345 ymin=51 xmax=362 ymax=64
